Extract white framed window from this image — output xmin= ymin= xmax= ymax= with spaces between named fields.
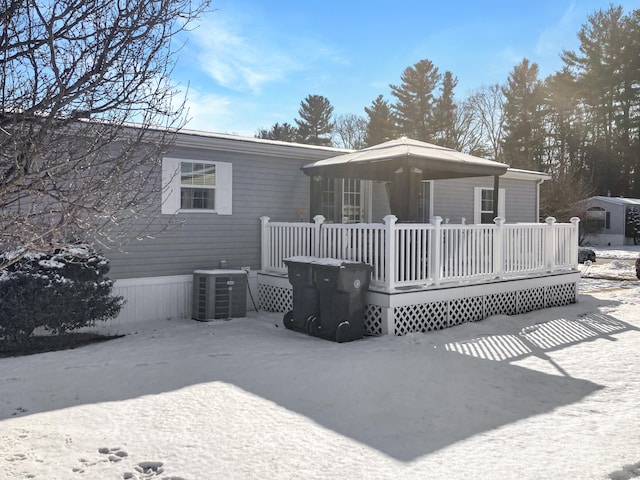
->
xmin=586 ymin=206 xmax=607 ymax=232
xmin=342 ymin=178 xmax=362 ymax=223
xmin=162 ymin=158 xmax=232 ymax=215
xmin=320 ymin=178 xmax=366 ymax=223
xmin=474 ymin=187 xmax=505 ymax=224
xmin=321 ymin=177 xmax=336 ymax=221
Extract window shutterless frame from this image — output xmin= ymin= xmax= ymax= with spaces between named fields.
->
xmin=161 ymin=158 xmax=232 ymax=215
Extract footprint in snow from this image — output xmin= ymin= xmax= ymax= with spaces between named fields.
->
xmin=98 ymin=446 xmax=129 ymax=462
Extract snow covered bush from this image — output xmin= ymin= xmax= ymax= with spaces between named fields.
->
xmin=0 ymin=245 xmax=124 ymax=343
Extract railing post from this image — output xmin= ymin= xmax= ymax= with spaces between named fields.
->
xmin=312 ymin=215 xmax=325 ymax=258
xmin=260 ymin=216 xmax=271 ymax=271
xmin=493 ymin=217 xmax=504 ymax=278
xmin=431 ymin=216 xmax=442 ymax=286
xmin=383 ymin=215 xmax=397 ymax=290
xmin=545 ymin=216 xmax=556 ymax=271
xmin=570 ymin=216 xmax=581 ymax=267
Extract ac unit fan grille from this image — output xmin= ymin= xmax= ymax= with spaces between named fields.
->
xmin=192 ymin=271 xmax=247 ymax=321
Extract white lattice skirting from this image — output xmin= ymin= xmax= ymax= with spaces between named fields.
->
xmin=258 ymin=271 xmax=579 ymax=337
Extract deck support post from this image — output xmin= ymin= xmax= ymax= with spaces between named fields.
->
xmin=383 ymin=215 xmax=398 ymax=290
xmin=431 ymin=216 xmax=443 ymax=286
xmin=260 ymin=216 xmax=271 ymax=272
xmin=493 ymin=216 xmax=505 ymax=278
xmin=312 ymin=214 xmax=325 ymax=257
xmin=545 ymin=217 xmax=556 ymax=271
xmin=570 ymin=217 xmax=581 ymax=267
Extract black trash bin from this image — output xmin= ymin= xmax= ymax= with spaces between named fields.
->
xmin=283 ymin=256 xmax=320 ymax=333
xmin=312 ymin=259 xmax=373 ymax=343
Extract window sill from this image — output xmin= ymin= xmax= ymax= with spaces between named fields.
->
xmin=163 ymin=209 xmax=219 ymax=214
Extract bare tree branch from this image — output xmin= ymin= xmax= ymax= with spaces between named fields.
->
xmin=0 ymin=0 xmax=211 ymax=268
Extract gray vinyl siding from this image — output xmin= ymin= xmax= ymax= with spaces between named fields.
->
xmin=105 ymin=130 xmax=542 ymax=280
xmin=432 ymin=178 xmax=473 ymax=223
xmin=106 ymin=135 xmax=343 ymax=280
xmin=370 ymin=176 xmax=540 ymax=224
xmin=434 ymin=177 xmax=539 ymax=223
xmin=503 ymin=178 xmax=539 ymax=223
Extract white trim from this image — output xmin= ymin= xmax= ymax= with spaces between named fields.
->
xmin=161 ymin=157 xmax=181 ymax=215
xmin=173 ymin=129 xmax=349 ymax=157
xmin=161 ymin=157 xmax=232 ymax=215
xmin=215 ymin=161 xmax=233 ymax=215
xmin=365 ymin=271 xmax=579 ymax=308
xmin=474 ymin=187 xmax=505 ymax=223
xmin=503 ymin=168 xmax=550 ymax=181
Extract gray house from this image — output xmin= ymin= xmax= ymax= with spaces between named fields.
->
xmin=582 ymin=196 xmax=640 ymax=246
xmin=106 ymin=129 xmax=553 ymax=326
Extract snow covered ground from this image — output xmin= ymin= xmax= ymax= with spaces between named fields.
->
xmin=1 ymin=247 xmax=640 ymax=480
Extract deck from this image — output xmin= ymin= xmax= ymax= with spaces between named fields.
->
xmin=258 ymin=215 xmax=581 ymax=336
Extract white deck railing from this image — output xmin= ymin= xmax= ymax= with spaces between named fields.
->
xmin=260 ymin=215 xmax=581 ymax=292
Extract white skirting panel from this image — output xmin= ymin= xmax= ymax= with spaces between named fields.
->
xmin=112 ymin=275 xmax=194 ymax=326
xmin=106 ymin=272 xmax=260 ymax=330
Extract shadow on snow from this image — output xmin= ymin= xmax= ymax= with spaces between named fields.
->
xmin=0 ymin=294 xmax=635 ymax=462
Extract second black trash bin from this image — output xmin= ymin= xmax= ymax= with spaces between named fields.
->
xmin=282 ymin=256 xmax=320 ymax=333
xmin=312 ymin=259 xmax=373 ymax=343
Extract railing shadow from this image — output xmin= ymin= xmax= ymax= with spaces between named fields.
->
xmin=0 ymin=295 xmax=632 ymax=463
xmin=442 ymin=311 xmax=637 ymax=377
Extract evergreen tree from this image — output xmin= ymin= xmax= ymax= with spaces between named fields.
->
xmin=390 ymin=59 xmax=442 ymax=142
xmin=295 ymin=94 xmax=335 ymax=146
xmin=544 ymin=68 xmax=588 ymax=180
xmin=562 ymin=5 xmax=640 ymax=197
xmin=364 ymin=95 xmax=395 ymax=146
xmin=256 ymin=122 xmax=298 ymax=142
xmin=432 ymin=71 xmax=459 ymax=149
xmin=540 ymin=68 xmax=594 ymax=222
xmin=501 ymin=58 xmax=547 ymax=171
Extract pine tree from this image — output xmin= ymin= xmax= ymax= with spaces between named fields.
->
xmin=544 ymin=68 xmax=587 ymax=180
xmin=364 ymin=95 xmax=395 ymax=146
xmin=256 ymin=122 xmax=298 ymax=142
xmin=295 ymin=95 xmax=335 ymax=146
xmin=390 ymin=59 xmax=442 ymax=142
xmin=501 ymin=58 xmax=547 ymax=171
xmin=432 ymin=71 xmax=459 ymax=149
xmin=561 ymin=5 xmax=640 ymax=197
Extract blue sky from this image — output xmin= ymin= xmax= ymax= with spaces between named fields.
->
xmin=173 ymin=1 xmax=637 ymax=137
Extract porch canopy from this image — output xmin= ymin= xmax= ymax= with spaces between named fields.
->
xmin=302 ymin=137 xmax=509 ymax=222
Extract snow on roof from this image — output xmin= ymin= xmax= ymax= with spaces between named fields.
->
xmin=587 ymin=196 xmax=640 ymax=206
xmin=302 ymin=136 xmax=509 ymax=181
xmin=304 ymin=136 xmax=508 ymax=170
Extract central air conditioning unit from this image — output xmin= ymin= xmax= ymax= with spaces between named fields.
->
xmin=192 ymin=269 xmax=248 ymax=321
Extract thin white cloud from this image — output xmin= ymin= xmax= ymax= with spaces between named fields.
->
xmin=535 ymin=2 xmax=580 ymax=58
xmin=181 ymin=89 xmax=235 ymax=133
xmin=188 ymin=11 xmax=346 ymax=94
xmin=189 ymin=17 xmax=282 ymax=93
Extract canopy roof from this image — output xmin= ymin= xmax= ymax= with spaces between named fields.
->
xmin=302 ymin=137 xmax=509 ymax=180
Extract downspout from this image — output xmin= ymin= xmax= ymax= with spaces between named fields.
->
xmin=536 ymin=178 xmax=544 ymax=222
xmin=492 ymin=175 xmax=500 ymax=219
